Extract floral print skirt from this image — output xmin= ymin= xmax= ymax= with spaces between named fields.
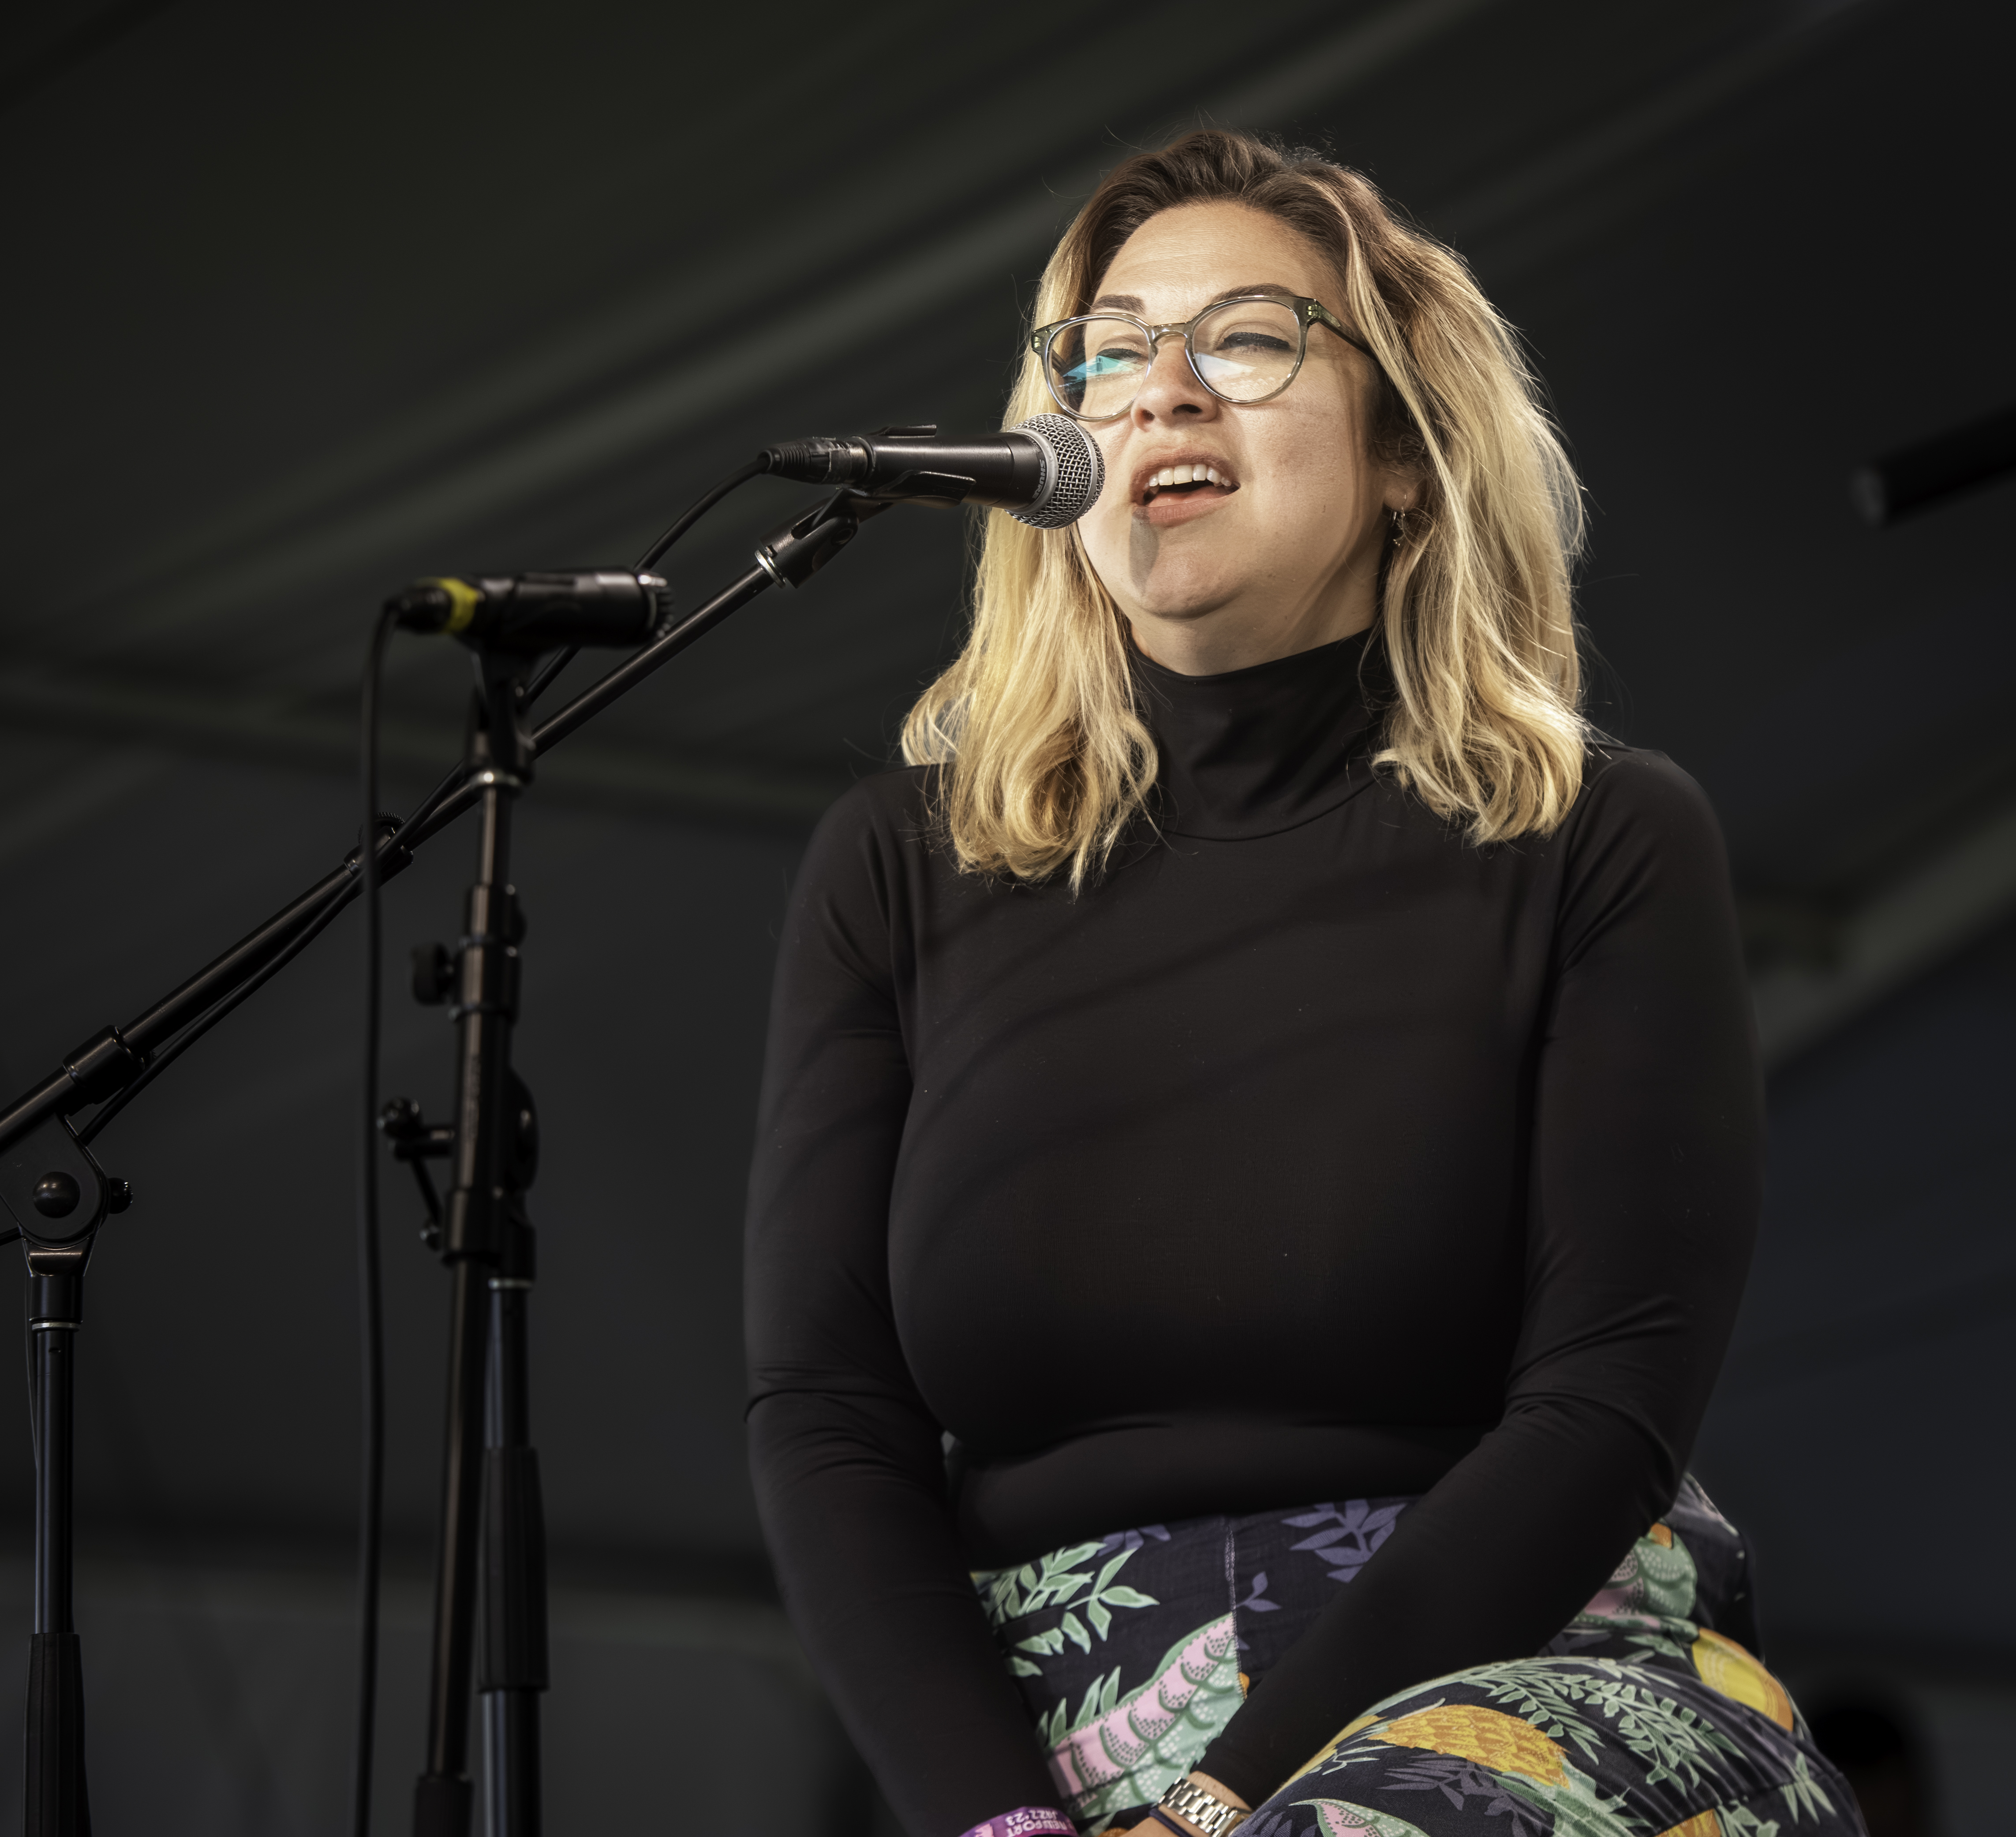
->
xmin=976 ymin=1479 xmax=1861 ymax=1837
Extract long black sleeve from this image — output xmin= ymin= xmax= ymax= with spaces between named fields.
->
xmin=1196 ymin=750 xmax=1761 ymax=1796
xmin=746 ymin=636 xmax=1761 ymax=1836
xmin=746 ymin=795 xmax=1060 ymax=1836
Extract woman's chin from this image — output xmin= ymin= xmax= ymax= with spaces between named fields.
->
xmin=1125 ymin=584 xmax=1246 ymax=643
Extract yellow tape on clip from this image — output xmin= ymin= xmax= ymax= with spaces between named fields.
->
xmin=419 ymin=576 xmax=482 ymax=634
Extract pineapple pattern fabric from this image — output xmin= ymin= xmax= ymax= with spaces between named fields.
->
xmin=977 ymin=1479 xmax=1861 ymax=1837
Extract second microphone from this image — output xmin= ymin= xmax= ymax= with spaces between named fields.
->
xmin=761 ymin=415 xmax=1106 ymax=529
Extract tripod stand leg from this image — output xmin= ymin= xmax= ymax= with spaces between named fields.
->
xmin=479 ymin=1275 xmax=546 ymax=1837
xmin=26 ymin=1271 xmax=90 ymax=1837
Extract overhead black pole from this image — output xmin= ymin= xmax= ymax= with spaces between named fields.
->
xmin=1850 ymin=401 xmax=2016 ymax=525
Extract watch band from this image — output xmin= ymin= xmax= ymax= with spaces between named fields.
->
xmin=1157 ymin=1777 xmax=1249 ymax=1836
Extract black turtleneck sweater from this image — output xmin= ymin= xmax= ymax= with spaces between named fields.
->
xmin=744 ymin=632 xmax=1761 ymax=1836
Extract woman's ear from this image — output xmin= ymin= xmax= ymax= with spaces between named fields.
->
xmin=1381 ymin=470 xmax=1422 ymax=515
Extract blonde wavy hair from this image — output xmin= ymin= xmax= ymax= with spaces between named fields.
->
xmin=901 ymin=129 xmax=1588 ymax=886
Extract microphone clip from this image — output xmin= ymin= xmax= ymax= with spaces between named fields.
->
xmin=754 ymin=491 xmax=892 ymax=589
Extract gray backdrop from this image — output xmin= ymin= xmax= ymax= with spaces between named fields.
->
xmin=1 ymin=1 xmax=2010 ymax=1830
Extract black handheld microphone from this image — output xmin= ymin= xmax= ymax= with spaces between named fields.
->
xmin=385 ymin=570 xmax=673 ymax=651
xmin=761 ymin=414 xmax=1107 ymax=528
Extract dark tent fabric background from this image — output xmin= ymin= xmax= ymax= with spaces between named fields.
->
xmin=0 ymin=2 xmax=2010 ymax=1830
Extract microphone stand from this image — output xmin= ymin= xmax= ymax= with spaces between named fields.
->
xmin=0 ymin=488 xmax=887 ymax=1837
xmin=404 ymin=641 xmax=546 ymax=1837
xmin=2 ymin=1116 xmax=126 ymax=1837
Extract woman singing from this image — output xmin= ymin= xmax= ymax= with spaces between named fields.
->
xmin=745 ymin=131 xmax=1860 ymax=1837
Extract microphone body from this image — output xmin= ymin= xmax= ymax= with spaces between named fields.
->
xmin=763 ymin=415 xmax=1106 ymax=528
xmin=387 ymin=571 xmax=673 ymax=651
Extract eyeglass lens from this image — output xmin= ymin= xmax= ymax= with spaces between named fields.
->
xmin=1046 ymin=299 xmax=1304 ymax=418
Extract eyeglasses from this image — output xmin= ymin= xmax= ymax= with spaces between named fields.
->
xmin=1029 ymin=294 xmax=1374 ymax=422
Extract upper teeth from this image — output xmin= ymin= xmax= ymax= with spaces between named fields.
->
xmin=1150 ymin=464 xmax=1223 ymax=490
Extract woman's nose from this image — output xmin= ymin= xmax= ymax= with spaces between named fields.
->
xmin=1129 ymin=332 xmax=1217 ymax=427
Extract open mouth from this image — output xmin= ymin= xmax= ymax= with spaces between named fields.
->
xmin=1139 ymin=462 xmax=1236 ymax=505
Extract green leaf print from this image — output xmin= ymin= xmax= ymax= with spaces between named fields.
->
xmin=1617 ymin=1626 xmax=1697 ymax=1668
xmin=978 ymin=1542 xmax=1140 ymax=1626
xmin=975 ymin=1540 xmax=1162 ymax=1680
xmin=1313 ymin=1745 xmax=1635 ymax=1837
xmin=1719 ymin=1807 xmax=1782 ymax=1837
xmin=1306 ymin=1800 xmax=1436 ymax=1837
xmin=1471 ymin=1659 xmax=1745 ymax=1794
xmin=1494 ymin=1761 xmax=1641 ymax=1837
xmin=1573 ymin=1527 xmax=1700 ymax=1629
xmin=1779 ymin=1754 xmax=1836 ymax=1823
xmin=1051 ymin=1617 xmax=1243 ymax=1828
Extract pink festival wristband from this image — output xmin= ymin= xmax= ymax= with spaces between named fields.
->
xmin=957 ymin=1811 xmax=1077 ymax=1837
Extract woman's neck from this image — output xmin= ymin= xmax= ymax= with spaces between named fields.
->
xmin=1130 ymin=629 xmax=1384 ymax=841
xmin=1128 ymin=598 xmax=1376 ymax=675
xmin=1122 ymin=549 xmax=1382 ymax=676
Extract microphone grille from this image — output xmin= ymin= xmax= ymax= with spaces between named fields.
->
xmin=1012 ymin=414 xmax=1105 ymax=528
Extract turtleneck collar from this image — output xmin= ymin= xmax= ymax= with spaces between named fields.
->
xmin=1130 ymin=629 xmax=1385 ymax=841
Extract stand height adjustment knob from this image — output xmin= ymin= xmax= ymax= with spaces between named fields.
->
xmin=411 ymin=942 xmax=456 ymax=1006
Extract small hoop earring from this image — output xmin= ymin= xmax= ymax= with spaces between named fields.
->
xmin=1390 ymin=507 xmax=1406 ymax=545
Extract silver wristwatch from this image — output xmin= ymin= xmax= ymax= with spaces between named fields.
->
xmin=1158 ymin=1777 xmax=1249 ymax=1836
